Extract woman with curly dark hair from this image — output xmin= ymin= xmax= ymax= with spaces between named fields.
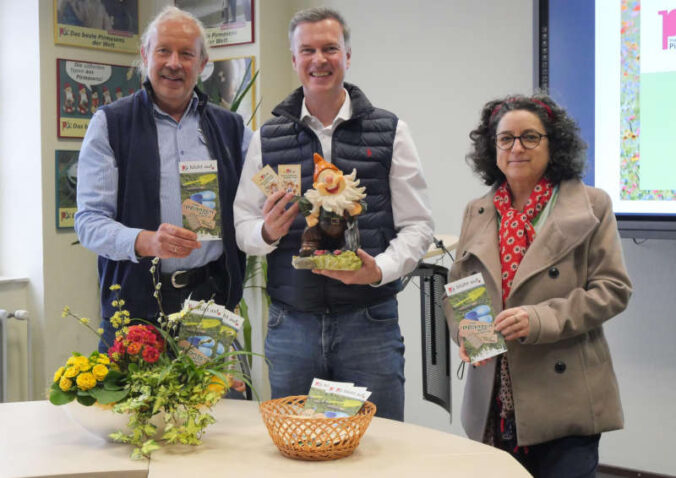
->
xmin=445 ymin=94 xmax=632 ymax=477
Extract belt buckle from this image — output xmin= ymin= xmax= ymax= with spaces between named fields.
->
xmin=171 ymin=270 xmax=188 ymax=289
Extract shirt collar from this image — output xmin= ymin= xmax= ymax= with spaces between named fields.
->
xmin=300 ymin=88 xmax=352 ymax=128
xmin=152 ymin=92 xmax=199 ymax=120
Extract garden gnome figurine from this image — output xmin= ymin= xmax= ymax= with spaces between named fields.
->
xmin=297 ymin=153 xmax=366 ymax=259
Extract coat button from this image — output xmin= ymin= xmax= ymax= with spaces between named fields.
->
xmin=554 ymin=361 xmax=566 ymax=373
xmin=478 ymin=207 xmax=485 ymax=214
xmin=548 ymin=267 xmax=559 ymax=278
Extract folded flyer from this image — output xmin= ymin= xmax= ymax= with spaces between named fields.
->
xmin=176 ymin=300 xmax=244 ymax=366
xmin=179 ymin=160 xmax=221 ymax=241
xmin=445 ymin=272 xmax=507 ymax=363
xmin=302 ymin=378 xmax=371 ymax=418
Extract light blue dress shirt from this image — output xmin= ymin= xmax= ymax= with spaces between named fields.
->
xmin=75 ymin=94 xmax=252 ymax=273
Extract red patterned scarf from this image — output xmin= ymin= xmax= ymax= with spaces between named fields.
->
xmin=488 ymin=177 xmax=553 ymax=453
xmin=493 ymin=177 xmax=554 ymax=302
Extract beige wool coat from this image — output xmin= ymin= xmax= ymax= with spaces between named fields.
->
xmin=445 ymin=179 xmax=632 ymax=446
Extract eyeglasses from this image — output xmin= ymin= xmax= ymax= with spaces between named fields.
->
xmin=495 ymin=131 xmax=548 ymax=151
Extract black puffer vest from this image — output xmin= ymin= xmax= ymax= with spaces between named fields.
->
xmin=260 ymin=83 xmax=402 ymax=313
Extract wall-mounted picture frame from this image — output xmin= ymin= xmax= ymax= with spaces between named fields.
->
xmin=57 ymin=58 xmax=141 ymax=139
xmin=54 ymin=0 xmax=139 ymax=53
xmin=56 ymin=150 xmax=80 ymax=229
xmin=199 ymin=56 xmax=257 ymax=129
xmin=175 ymin=0 xmax=254 ymax=47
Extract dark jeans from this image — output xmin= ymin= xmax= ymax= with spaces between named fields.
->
xmin=517 ymin=434 xmax=601 ymax=478
xmin=264 ymin=298 xmax=406 ymax=420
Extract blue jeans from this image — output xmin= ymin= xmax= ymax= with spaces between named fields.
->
xmin=265 ymin=298 xmax=405 ymax=421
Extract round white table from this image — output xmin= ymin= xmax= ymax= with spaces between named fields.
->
xmin=0 ymin=399 xmax=530 ymax=477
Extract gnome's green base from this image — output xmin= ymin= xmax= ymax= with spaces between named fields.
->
xmin=292 ymin=250 xmax=362 ymax=270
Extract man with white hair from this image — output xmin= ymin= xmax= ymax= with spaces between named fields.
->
xmin=76 ymin=6 xmax=251 ymax=352
xmin=234 ymin=7 xmax=433 ymax=420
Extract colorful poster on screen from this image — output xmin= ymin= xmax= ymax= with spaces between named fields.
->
xmin=199 ymin=56 xmax=256 ymax=128
xmin=54 ymin=0 xmax=139 ymax=53
xmin=619 ymin=0 xmax=676 ymax=201
xmin=55 ymin=150 xmax=79 ymax=229
xmin=175 ymin=0 xmax=254 ymax=47
xmin=57 ymin=59 xmax=141 ymax=138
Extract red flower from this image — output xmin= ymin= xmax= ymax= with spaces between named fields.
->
xmin=108 ymin=340 xmax=125 ymax=360
xmin=127 ymin=341 xmax=142 ymax=355
xmin=142 ymin=346 xmax=160 ymax=363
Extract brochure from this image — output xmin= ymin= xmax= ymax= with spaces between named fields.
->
xmin=445 ymin=272 xmax=507 ymax=363
xmin=251 ymin=164 xmax=282 ymax=196
xmin=176 ymin=300 xmax=244 ymax=366
xmin=179 ymin=160 xmax=220 ymax=241
xmin=302 ymin=378 xmax=371 ymax=418
xmin=278 ymin=164 xmax=301 ymax=196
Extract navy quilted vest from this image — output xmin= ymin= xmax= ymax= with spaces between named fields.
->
xmin=260 ymin=83 xmax=402 ymax=312
xmin=97 ymin=81 xmax=246 ymax=319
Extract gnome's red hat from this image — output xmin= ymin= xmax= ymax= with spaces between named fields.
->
xmin=313 ymin=153 xmax=339 ymax=182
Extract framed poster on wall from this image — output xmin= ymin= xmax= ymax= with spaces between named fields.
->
xmin=175 ymin=0 xmax=254 ymax=47
xmin=54 ymin=0 xmax=139 ymax=53
xmin=57 ymin=58 xmax=141 ymax=138
xmin=55 ymin=150 xmax=79 ymax=229
xmin=199 ymin=56 xmax=257 ymax=129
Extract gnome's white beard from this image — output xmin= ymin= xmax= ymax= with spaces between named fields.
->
xmin=305 ymin=170 xmax=366 ymax=216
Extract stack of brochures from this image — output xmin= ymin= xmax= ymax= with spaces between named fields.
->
xmin=176 ymin=299 xmax=244 ymax=366
xmin=301 ymin=378 xmax=371 ymax=418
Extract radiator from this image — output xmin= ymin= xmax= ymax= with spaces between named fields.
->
xmin=0 ymin=309 xmax=31 ymax=402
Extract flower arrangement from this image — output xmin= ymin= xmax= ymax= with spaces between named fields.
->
xmin=49 ymin=258 xmax=252 ymax=459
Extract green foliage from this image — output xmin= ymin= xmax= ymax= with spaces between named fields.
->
xmin=52 ymin=258 xmax=258 ymax=459
xmin=238 ymin=255 xmax=270 ymax=365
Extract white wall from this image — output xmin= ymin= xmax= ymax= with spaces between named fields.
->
xmin=602 ymin=239 xmax=676 ymax=473
xmin=0 ymin=0 xmax=46 ymax=401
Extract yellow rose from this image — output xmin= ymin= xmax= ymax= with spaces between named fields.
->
xmin=96 ymin=355 xmax=110 ymax=365
xmin=64 ymin=366 xmax=79 ymax=378
xmin=206 ymin=376 xmax=227 ymax=395
xmin=59 ymin=376 xmax=73 ymax=391
xmin=53 ymin=366 xmax=65 ymax=382
xmin=92 ymin=364 xmax=109 ymax=381
xmin=74 ymin=356 xmax=91 ymax=371
xmin=66 ymin=356 xmax=77 ymax=366
xmin=76 ymin=372 xmax=97 ymax=391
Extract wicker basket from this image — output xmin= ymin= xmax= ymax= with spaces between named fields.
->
xmin=259 ymin=395 xmax=376 ymax=461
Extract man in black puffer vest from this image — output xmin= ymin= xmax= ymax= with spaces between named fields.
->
xmin=234 ymin=8 xmax=433 ymax=420
xmin=75 ymin=7 xmax=250 ymax=352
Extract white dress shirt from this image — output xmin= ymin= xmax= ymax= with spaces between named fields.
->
xmin=233 ymin=90 xmax=434 ymax=286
